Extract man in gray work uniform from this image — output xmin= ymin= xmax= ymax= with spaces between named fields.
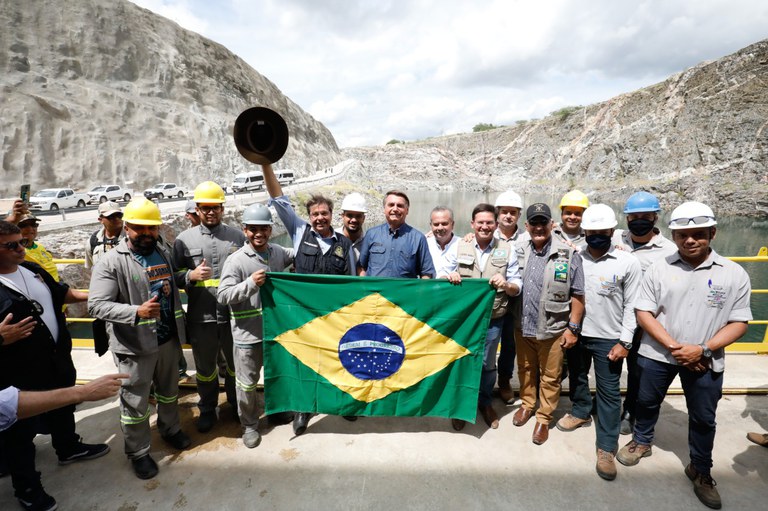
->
xmin=173 ymin=181 xmax=246 ymax=433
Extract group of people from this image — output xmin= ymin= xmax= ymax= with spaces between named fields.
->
xmin=0 ymin=172 xmax=760 ymax=510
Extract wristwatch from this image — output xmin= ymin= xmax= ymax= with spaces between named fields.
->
xmin=567 ymin=322 xmax=581 ymax=335
xmin=701 ymin=345 xmax=713 ymax=359
xmin=619 ymin=341 xmax=632 ymax=351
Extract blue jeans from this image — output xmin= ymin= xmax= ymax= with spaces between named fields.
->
xmin=621 ymin=327 xmax=644 ymax=417
xmin=497 ymin=314 xmax=517 ymax=382
xmin=633 ymin=355 xmax=723 ymax=476
xmin=479 ymin=318 xmax=504 ymax=406
xmin=568 ymin=336 xmax=623 ymax=452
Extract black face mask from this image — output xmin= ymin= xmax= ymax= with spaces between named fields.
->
xmin=586 ymin=234 xmax=612 ymax=251
xmin=628 ymin=218 xmax=655 ymax=237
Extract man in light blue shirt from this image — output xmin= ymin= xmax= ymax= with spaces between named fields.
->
xmin=1 ymin=376 xmax=125 ymax=432
xmin=357 ymin=190 xmax=435 ymax=278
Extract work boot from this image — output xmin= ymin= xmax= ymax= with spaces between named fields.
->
xmin=685 ymin=464 xmax=722 ymax=509
xmin=131 ymin=454 xmax=159 ymax=480
xmin=196 ymin=411 xmax=217 ymax=433
xmin=616 ymin=439 xmax=652 ymax=466
xmin=498 ymin=378 xmax=516 ymax=404
xmin=596 ymin=449 xmax=617 ymax=481
xmin=556 ymin=413 xmax=592 ymax=432
xmin=293 ymin=412 xmax=311 ymax=435
xmin=451 ymin=419 xmax=466 ymax=431
xmin=242 ymin=428 xmax=262 ymax=449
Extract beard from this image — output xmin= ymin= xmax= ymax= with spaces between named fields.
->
xmin=130 ymin=235 xmax=159 ymax=255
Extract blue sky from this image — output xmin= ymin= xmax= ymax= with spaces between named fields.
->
xmin=130 ymin=0 xmax=768 ymax=148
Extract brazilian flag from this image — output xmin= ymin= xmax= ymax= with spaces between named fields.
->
xmin=261 ymin=273 xmax=496 ymax=422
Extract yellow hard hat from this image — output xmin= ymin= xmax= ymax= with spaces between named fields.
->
xmin=123 ymin=198 xmax=162 ymax=226
xmin=559 ymin=190 xmax=590 ymax=210
xmin=193 ymin=181 xmax=226 ymax=204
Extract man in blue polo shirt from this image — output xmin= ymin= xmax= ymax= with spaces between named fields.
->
xmin=357 ymin=190 xmax=435 ymax=279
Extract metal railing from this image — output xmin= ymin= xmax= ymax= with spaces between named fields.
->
xmin=57 ymin=247 xmax=768 ymax=354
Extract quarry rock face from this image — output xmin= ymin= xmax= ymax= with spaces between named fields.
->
xmin=0 ymin=0 xmax=340 ymax=195
xmin=344 ymin=40 xmax=768 ymax=216
xmin=2 ymin=0 xmax=766 ymax=217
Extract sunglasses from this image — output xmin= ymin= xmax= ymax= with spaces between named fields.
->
xmin=528 ymin=218 xmax=550 ymax=226
xmin=198 ymin=205 xmax=222 ymax=214
xmin=0 ymin=240 xmax=25 ymax=250
xmin=669 ymin=216 xmax=714 ymax=227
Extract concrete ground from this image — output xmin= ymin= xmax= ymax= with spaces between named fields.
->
xmin=1 ymin=351 xmax=767 ymax=510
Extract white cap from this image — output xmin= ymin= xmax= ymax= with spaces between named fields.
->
xmin=495 ymin=190 xmax=523 ymax=209
xmin=341 ymin=192 xmax=367 ymax=213
xmin=98 ymin=201 xmax=122 ymax=217
xmin=581 ymin=204 xmax=618 ymax=230
xmin=668 ymin=201 xmax=717 ymax=230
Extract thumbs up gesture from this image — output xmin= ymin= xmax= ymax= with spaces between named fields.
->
xmin=137 ymin=294 xmax=161 ymax=319
xmin=190 ymin=257 xmax=212 ymax=281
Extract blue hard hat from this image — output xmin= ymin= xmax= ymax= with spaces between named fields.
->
xmin=623 ymin=191 xmax=660 ymax=214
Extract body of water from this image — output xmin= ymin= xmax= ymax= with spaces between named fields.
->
xmin=275 ymin=190 xmax=768 ymax=343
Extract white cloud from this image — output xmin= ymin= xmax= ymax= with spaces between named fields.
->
xmin=308 ymin=94 xmax=359 ymax=125
xmin=130 ymin=0 xmax=209 ymax=35
xmin=128 ymin=0 xmax=768 ymax=147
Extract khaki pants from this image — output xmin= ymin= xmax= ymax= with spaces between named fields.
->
xmin=515 ymin=331 xmax=565 ymax=424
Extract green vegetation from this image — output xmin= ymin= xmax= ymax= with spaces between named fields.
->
xmin=472 ymin=123 xmax=500 ymax=132
xmin=551 ymin=105 xmax=582 ymax=122
xmin=386 ymin=139 xmax=404 ymax=145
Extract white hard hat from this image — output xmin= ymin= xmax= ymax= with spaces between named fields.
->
xmin=341 ymin=192 xmax=367 ymax=213
xmin=668 ymin=201 xmax=717 ymax=230
xmin=495 ymin=190 xmax=523 ymax=209
xmin=581 ymin=204 xmax=618 ymax=230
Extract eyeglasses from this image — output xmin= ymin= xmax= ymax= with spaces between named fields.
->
xmin=0 ymin=240 xmax=25 ymax=250
xmin=669 ymin=216 xmax=714 ymax=227
xmin=198 ymin=205 xmax=222 ymax=214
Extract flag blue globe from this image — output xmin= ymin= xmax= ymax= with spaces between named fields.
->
xmin=338 ymin=323 xmax=406 ymax=380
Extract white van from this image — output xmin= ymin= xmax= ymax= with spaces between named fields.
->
xmin=231 ymin=171 xmax=264 ymax=192
xmin=276 ymin=170 xmax=295 ymax=185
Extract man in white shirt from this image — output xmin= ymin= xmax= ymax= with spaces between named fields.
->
xmin=427 ymin=206 xmax=459 ymax=278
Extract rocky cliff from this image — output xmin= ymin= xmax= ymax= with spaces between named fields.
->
xmin=343 ymin=40 xmax=768 ymax=216
xmin=0 ymin=0 xmax=340 ymax=195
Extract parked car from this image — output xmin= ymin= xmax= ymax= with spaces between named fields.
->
xmin=28 ymin=188 xmax=89 ymax=211
xmin=143 ymin=183 xmax=186 ymax=200
xmin=87 ymin=185 xmax=133 ymax=204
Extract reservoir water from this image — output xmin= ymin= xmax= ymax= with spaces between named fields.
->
xmin=277 ymin=190 xmax=768 ymax=344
